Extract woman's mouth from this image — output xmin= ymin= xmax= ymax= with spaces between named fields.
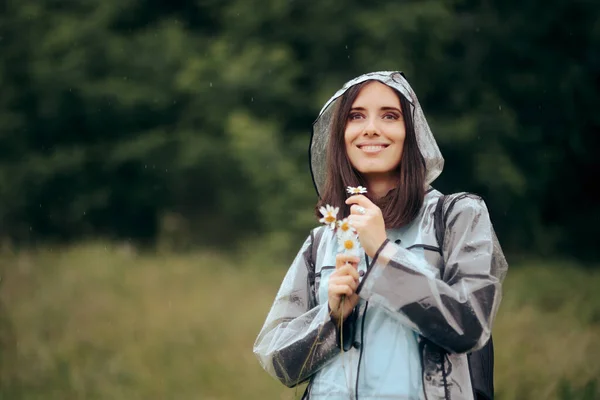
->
xmin=357 ymin=144 xmax=389 ymax=154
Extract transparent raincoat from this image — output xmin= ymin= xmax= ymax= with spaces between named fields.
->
xmin=254 ymin=72 xmax=508 ymax=400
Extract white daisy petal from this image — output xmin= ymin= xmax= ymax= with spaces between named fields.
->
xmin=347 ymin=186 xmax=368 ymax=195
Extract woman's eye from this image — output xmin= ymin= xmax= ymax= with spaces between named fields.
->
xmin=383 ymin=113 xmax=400 ymax=120
xmin=348 ymin=113 xmax=363 ymax=120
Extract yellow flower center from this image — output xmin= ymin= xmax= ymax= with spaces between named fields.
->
xmin=325 ymin=215 xmax=336 ymax=224
xmin=344 ymin=240 xmax=355 ymax=250
xmin=340 ymin=222 xmax=350 ymax=232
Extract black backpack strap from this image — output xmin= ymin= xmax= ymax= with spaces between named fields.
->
xmin=306 ymin=227 xmax=325 ymax=309
xmin=434 ymin=195 xmax=446 ymax=252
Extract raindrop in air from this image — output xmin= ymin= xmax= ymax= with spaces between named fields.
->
xmin=209 ymin=82 xmax=213 ymax=87
xmin=499 ymin=105 xmax=502 ymax=111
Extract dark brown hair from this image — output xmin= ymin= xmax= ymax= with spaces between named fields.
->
xmin=315 ymin=80 xmax=426 ymax=228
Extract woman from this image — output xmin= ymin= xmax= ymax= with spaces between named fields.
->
xmin=254 ymin=71 xmax=508 ymax=400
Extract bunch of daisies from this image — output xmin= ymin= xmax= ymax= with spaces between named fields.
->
xmin=318 ymin=186 xmax=367 ymax=255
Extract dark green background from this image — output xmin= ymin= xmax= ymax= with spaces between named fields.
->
xmin=1 ymin=0 xmax=598 ymax=260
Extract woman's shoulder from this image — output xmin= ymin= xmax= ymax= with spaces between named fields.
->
xmin=425 ymin=188 xmax=489 ymax=217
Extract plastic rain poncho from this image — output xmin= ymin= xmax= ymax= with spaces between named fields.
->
xmin=254 ymin=71 xmax=508 ymax=400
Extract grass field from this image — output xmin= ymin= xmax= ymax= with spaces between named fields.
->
xmin=0 ymin=243 xmax=598 ymax=399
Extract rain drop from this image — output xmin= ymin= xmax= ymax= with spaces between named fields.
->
xmin=251 ymin=97 xmax=254 ymax=102
xmin=499 ymin=105 xmax=502 ymax=111
xmin=345 ymin=45 xmax=348 ymax=49
xmin=145 ymin=165 xmax=147 ymax=169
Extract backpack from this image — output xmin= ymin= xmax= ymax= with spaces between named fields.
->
xmin=306 ymin=193 xmax=494 ymax=400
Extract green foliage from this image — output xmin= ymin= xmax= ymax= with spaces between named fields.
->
xmin=0 ymin=0 xmax=598 ymax=258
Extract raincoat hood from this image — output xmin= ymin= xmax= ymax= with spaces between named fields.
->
xmin=310 ymin=71 xmax=444 ymax=197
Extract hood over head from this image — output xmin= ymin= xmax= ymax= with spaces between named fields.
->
xmin=309 ymin=71 xmax=444 ymax=197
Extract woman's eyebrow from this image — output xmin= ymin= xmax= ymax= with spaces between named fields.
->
xmin=380 ymin=106 xmax=402 ymax=113
xmin=350 ymin=106 xmax=402 ymax=113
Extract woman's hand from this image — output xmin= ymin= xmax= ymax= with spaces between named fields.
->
xmin=328 ymin=254 xmax=360 ymax=324
xmin=346 ymin=195 xmax=387 ymax=258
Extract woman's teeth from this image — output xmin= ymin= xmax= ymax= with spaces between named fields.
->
xmin=360 ymin=145 xmax=387 ymax=152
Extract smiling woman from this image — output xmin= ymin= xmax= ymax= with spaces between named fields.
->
xmin=254 ymin=71 xmax=508 ymax=400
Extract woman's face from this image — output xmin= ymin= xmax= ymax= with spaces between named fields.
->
xmin=344 ymin=81 xmax=406 ymax=183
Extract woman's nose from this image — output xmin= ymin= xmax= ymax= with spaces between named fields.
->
xmin=363 ymin=118 xmax=379 ymax=136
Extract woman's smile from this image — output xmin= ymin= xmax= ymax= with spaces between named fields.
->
xmin=356 ymin=143 xmax=390 ymax=154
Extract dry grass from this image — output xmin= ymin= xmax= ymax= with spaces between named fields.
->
xmin=0 ymin=244 xmax=598 ymax=399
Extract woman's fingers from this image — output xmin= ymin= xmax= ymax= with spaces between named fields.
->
xmin=329 ymin=253 xmax=363 ymax=321
xmin=345 ymin=194 xmax=375 ymax=208
xmin=329 ymin=283 xmax=354 ymax=297
xmin=329 ymin=274 xmax=358 ymax=290
xmin=335 ymin=254 xmax=360 ymax=268
xmin=333 ymin=264 xmax=360 ymax=282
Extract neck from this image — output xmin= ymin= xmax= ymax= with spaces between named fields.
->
xmin=365 ymin=174 xmax=397 ymax=199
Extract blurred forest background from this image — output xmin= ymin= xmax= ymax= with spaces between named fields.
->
xmin=0 ymin=0 xmax=599 ymax=399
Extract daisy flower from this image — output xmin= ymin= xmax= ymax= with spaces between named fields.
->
xmin=336 ymin=218 xmax=355 ymax=236
xmin=319 ymin=204 xmax=339 ymax=230
xmin=346 ymin=186 xmax=368 ymax=195
xmin=337 ymin=230 xmax=360 ymax=255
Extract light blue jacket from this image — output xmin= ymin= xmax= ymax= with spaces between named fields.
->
xmin=254 ymin=189 xmax=507 ymax=399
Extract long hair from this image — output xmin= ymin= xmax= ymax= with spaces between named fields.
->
xmin=315 ymin=80 xmax=426 ymax=228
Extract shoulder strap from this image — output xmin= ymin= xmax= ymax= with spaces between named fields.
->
xmin=306 ymin=227 xmax=325 ymax=309
xmin=434 ymin=193 xmax=472 ymax=255
xmin=434 ymin=195 xmax=446 ymax=252
xmin=311 ymin=227 xmax=324 ymax=268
